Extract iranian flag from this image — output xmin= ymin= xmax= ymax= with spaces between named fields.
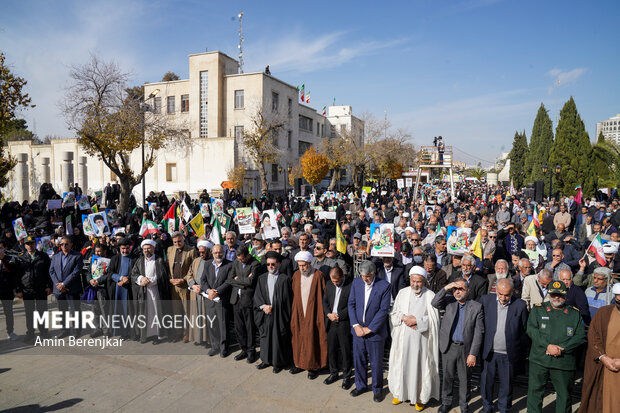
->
xmin=587 ymin=233 xmax=607 ymax=266
xmin=532 ymin=205 xmax=540 ymax=228
xmin=300 ymin=84 xmax=305 ymax=102
xmin=210 ymin=218 xmax=224 ymax=245
xmin=162 ymin=202 xmax=178 ymax=233
xmin=322 ymin=106 xmax=326 ymax=116
xmin=253 ymin=201 xmax=260 ymax=225
xmin=139 ymin=217 xmax=160 ymax=238
xmin=305 ymin=92 xmax=310 ymax=103
xmin=275 ymin=208 xmax=286 ymax=225
xmin=575 ymin=185 xmax=582 ymax=206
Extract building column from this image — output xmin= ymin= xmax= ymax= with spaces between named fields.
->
xmin=79 ymin=156 xmax=88 ymax=193
xmin=41 ymin=157 xmax=51 ymax=184
xmin=62 ymin=152 xmax=74 ymax=193
xmin=16 ymin=154 xmax=29 ymax=202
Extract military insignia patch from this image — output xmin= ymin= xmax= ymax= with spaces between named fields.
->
xmin=567 ymin=327 xmax=574 ymax=337
xmin=553 ymin=281 xmax=561 ymax=288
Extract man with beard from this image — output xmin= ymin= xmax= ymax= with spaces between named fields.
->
xmin=131 ymin=239 xmax=171 ymax=344
xmin=522 ymin=269 xmax=554 ymax=311
xmin=526 ymin=280 xmax=586 ymax=413
xmin=421 ymin=254 xmax=448 ymax=293
xmin=512 ymin=258 xmax=532 ymax=298
xmin=108 ymin=238 xmax=136 ymax=339
xmin=289 ymin=251 xmax=328 ymax=379
xmin=448 ymin=255 xmax=488 ymax=302
xmin=166 ymin=232 xmax=197 ymax=342
xmin=487 ymin=259 xmax=509 ymax=294
xmin=254 ymin=251 xmax=293 ymax=373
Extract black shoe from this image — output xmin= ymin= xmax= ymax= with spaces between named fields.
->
xmin=220 ymin=349 xmax=229 ymax=358
xmin=194 ymin=341 xmax=204 ymax=346
xmin=140 ymin=338 xmax=147 ymax=344
xmin=90 ymin=330 xmax=103 ymax=338
xmin=342 ymin=377 xmax=354 ymax=390
xmin=234 ymin=351 xmax=247 ymax=361
xmin=289 ymin=366 xmax=303 ymax=375
xmin=438 ymin=405 xmax=451 ymax=413
xmin=152 ymin=337 xmax=161 ymax=345
xmin=307 ymin=370 xmax=319 ymax=380
xmin=247 ymin=352 xmax=258 ymax=364
xmin=350 ymin=387 xmax=368 ymax=397
xmin=208 ymin=348 xmax=219 ymax=357
xmin=323 ymin=374 xmax=339 ymax=385
xmin=273 ymin=367 xmax=282 ymax=374
xmin=256 ymin=362 xmax=270 ymax=370
xmin=373 ymin=392 xmax=383 ymax=403
xmin=55 ymin=331 xmax=70 ymax=339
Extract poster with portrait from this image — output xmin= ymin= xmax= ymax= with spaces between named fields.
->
xmin=105 ymin=209 xmax=119 ymax=225
xmin=36 ymin=236 xmax=54 ymax=257
xmin=369 ymin=223 xmax=395 ymax=257
xmin=211 ymin=198 xmax=224 ymax=216
xmin=62 ymin=192 xmax=75 ymax=207
xmin=46 ymin=199 xmax=62 ymax=210
xmin=82 ymin=215 xmax=96 ymax=236
xmin=12 ymin=218 xmax=27 ymax=241
xmin=405 ymin=177 xmax=413 ymax=188
xmin=94 ymin=190 xmax=103 ymax=205
xmin=147 ymin=202 xmax=157 ymax=212
xmin=261 ymin=209 xmax=280 ymax=239
xmin=236 ymin=207 xmax=255 ymax=234
xmin=77 ymin=195 xmax=91 ymax=210
xmin=219 ymin=214 xmax=232 ymax=234
xmin=200 ymin=203 xmax=211 ymax=219
xmin=91 ymin=255 xmax=111 ymax=280
xmin=396 ymin=179 xmax=404 ymax=189
xmin=88 ymin=212 xmax=111 ymax=236
xmin=446 ymin=226 xmax=472 ymax=256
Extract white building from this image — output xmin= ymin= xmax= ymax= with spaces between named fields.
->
xmin=596 ymin=114 xmax=620 ymax=144
xmin=3 ymin=51 xmax=363 ymax=202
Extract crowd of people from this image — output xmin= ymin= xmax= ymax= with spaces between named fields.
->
xmin=1 ymin=180 xmax=619 ymax=412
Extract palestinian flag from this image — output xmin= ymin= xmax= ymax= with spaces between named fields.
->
xmin=162 ymin=202 xmax=179 ymax=233
xmin=587 ymin=233 xmax=606 ymax=266
xmin=532 ymin=205 xmax=540 ymax=227
xmin=139 ymin=217 xmax=160 ymax=238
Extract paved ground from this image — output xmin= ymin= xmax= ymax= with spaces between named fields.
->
xmin=0 ymin=300 xmax=582 ymax=412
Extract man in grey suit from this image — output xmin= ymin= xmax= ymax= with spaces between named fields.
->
xmin=431 ymin=278 xmax=484 ymax=413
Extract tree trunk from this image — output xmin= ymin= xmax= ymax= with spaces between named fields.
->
xmin=328 ymin=169 xmax=338 ymax=190
xmin=259 ymin=166 xmax=269 ymax=196
xmin=118 ymin=176 xmax=135 ymax=214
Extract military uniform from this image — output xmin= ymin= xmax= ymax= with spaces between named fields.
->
xmin=526 ymin=281 xmax=586 ymax=413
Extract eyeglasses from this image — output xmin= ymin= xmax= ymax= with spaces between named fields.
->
xmin=266 ymin=263 xmax=277 ymax=267
xmin=453 ymin=287 xmax=466 ymax=291
xmin=314 ymin=246 xmax=323 ymax=250
xmin=552 ymin=255 xmax=562 ymax=258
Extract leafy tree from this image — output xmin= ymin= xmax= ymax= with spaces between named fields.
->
xmin=161 ymin=72 xmax=180 ymax=82
xmin=0 ymin=52 xmax=35 ymax=186
xmin=226 ymin=164 xmax=246 ymax=191
xmin=548 ymin=97 xmax=596 ymax=196
xmin=592 ymin=132 xmax=620 ymax=188
xmin=524 ymin=103 xmax=553 ymax=184
xmin=319 ymin=136 xmax=350 ymax=190
xmin=300 ymin=147 xmax=329 ymax=189
xmin=467 ymin=162 xmax=486 ymax=180
xmin=61 ymin=54 xmax=187 ymax=213
xmin=508 ymin=130 xmax=528 ymax=188
xmin=288 ymin=164 xmax=302 ymax=187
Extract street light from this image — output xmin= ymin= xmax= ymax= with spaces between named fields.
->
xmin=142 ymin=89 xmax=160 ymax=209
xmin=278 ymin=165 xmax=287 ymax=198
xmin=554 ymin=164 xmax=562 ymax=199
xmin=542 ymin=164 xmax=549 ymax=198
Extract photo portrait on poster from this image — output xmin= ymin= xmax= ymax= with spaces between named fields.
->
xmin=88 ymin=212 xmax=110 ymax=236
xmin=211 ymin=198 xmax=224 ymax=216
xmin=82 ymin=215 xmax=96 ymax=236
xmin=236 ymin=207 xmax=255 ymax=234
xmin=261 ymin=210 xmax=280 ymax=239
xmin=36 ymin=236 xmax=54 ymax=256
xmin=446 ymin=226 xmax=472 ymax=255
xmin=200 ymin=203 xmax=211 ymax=218
xmin=370 ymin=223 xmax=395 ymax=257
xmin=62 ymin=192 xmax=75 ymax=207
xmin=77 ymin=195 xmax=91 ymax=210
xmin=91 ymin=255 xmax=111 ymax=280
xmin=12 ymin=218 xmax=27 ymax=241
xmin=105 ymin=209 xmax=119 ymax=224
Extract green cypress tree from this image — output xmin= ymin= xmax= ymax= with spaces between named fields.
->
xmin=509 ymin=130 xmax=528 ymax=188
xmin=548 ymin=97 xmax=596 ymax=196
xmin=524 ymin=103 xmax=554 ymax=184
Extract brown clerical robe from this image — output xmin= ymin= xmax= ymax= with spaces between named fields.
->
xmin=290 ymin=269 xmax=328 ymax=370
xmin=579 ymin=304 xmax=620 ymax=413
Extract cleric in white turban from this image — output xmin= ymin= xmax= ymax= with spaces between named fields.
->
xmin=388 ymin=265 xmax=440 ymax=409
xmin=294 ymin=250 xmax=313 ymax=263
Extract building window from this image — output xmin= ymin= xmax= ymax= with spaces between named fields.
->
xmin=321 ymin=124 xmax=324 ymax=137
xmin=166 ymin=163 xmax=177 ymax=182
xmin=200 ymin=71 xmax=208 ymax=137
xmin=153 ymin=97 xmax=161 ymax=114
xmin=272 ymin=164 xmax=279 ymax=182
xmin=235 ymin=126 xmax=244 ymax=140
xmin=288 ymin=98 xmax=292 ymax=117
xmin=181 ymin=94 xmax=189 ymax=112
xmin=287 ymin=130 xmax=292 ymax=149
xmin=235 ymin=90 xmax=244 ymax=109
xmin=330 ymin=125 xmax=336 ymax=138
xmin=317 ymin=122 xmax=320 ymax=136
xmin=167 ymin=96 xmax=175 ymax=114
xmin=299 ymin=141 xmax=312 ymax=157
xmin=299 ymin=115 xmax=313 ymax=132
xmin=272 ymin=92 xmax=279 ymax=112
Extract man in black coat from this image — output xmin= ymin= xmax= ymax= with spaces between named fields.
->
xmin=376 ymin=257 xmax=407 ymax=304
xmin=107 ymin=238 xmax=137 ymax=339
xmin=448 ymin=255 xmax=489 ymax=302
xmin=322 ymin=266 xmax=354 ymax=389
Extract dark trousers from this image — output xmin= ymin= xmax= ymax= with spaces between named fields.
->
xmin=526 ymin=362 xmax=574 ymax=413
xmin=353 ymin=335 xmax=384 ymax=395
xmin=206 ymin=301 xmax=229 ymax=351
xmin=481 ymin=352 xmax=513 ymax=413
xmin=1 ymin=298 xmax=14 ymax=334
xmin=93 ymin=289 xmax=109 ymax=334
xmin=233 ymin=302 xmax=255 ymax=353
xmin=56 ymin=293 xmax=81 ymax=334
xmin=327 ymin=324 xmax=353 ymax=378
xmin=441 ymin=343 xmax=471 ymax=411
xmin=23 ymin=291 xmax=49 ymax=335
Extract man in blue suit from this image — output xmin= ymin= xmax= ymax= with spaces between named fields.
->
xmin=480 ymin=278 xmax=529 ymax=413
xmin=49 ymin=236 xmax=84 ymax=338
xmin=347 ymin=260 xmax=391 ymax=403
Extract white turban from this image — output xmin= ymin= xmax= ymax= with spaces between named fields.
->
xmin=603 ymin=243 xmax=618 ymax=254
xmin=409 ymin=266 xmax=428 ymax=279
xmin=405 ymin=227 xmax=415 ymax=233
xmin=612 ymin=283 xmax=620 ymax=295
xmin=141 ymin=239 xmax=156 ymax=248
xmin=524 ymin=236 xmax=538 ymax=245
xmin=197 ymin=240 xmax=210 ymax=249
xmin=295 ymin=251 xmax=313 ymax=262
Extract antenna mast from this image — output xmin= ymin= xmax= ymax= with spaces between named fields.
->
xmin=238 ymin=11 xmax=244 ymax=74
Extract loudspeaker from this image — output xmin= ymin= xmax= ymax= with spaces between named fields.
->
xmin=534 ymin=180 xmax=544 ymax=202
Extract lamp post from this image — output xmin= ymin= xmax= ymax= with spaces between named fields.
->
xmin=142 ymin=89 xmax=160 ymax=209
xmin=278 ymin=165 xmax=284 ymax=196
xmin=554 ymin=164 xmax=562 ymax=199
xmin=542 ymin=164 xmax=549 ymax=199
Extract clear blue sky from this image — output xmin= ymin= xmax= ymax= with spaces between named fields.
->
xmin=2 ymin=0 xmax=619 ymax=166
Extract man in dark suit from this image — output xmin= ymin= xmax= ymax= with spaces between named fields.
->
xmin=49 ymin=236 xmax=84 ymax=338
xmin=480 ymin=278 xmax=529 ymax=413
xmin=577 ymin=214 xmax=594 ymax=247
xmin=448 ymin=254 xmax=488 ymax=302
xmin=348 ymin=260 xmax=391 ymax=403
xmin=107 ymin=238 xmax=137 ymax=339
xmin=323 ymin=266 xmax=354 ymax=389
xmin=228 ymin=245 xmax=260 ymax=363
xmin=376 ymin=256 xmax=407 ymax=304
xmin=431 ymin=278 xmax=485 ymax=413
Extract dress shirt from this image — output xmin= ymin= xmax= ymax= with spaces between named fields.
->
xmin=450 ymin=301 xmax=467 ymax=343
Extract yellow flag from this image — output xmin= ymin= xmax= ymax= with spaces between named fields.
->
xmin=470 ymin=230 xmax=483 ymax=259
xmin=336 ymin=222 xmax=347 ymax=255
xmin=526 ymin=219 xmax=537 ymax=237
xmin=189 ymin=213 xmax=205 ymax=238
xmin=92 ymin=204 xmax=98 ymax=213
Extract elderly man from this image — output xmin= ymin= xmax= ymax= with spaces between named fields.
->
xmin=579 ymin=283 xmax=620 ymax=413
xmin=432 ymin=278 xmax=484 ymax=413
xmin=522 ymin=269 xmax=554 ymax=311
xmin=420 ymin=254 xmax=448 ymax=293
xmin=586 ymin=267 xmax=613 ymax=320
xmin=558 ymin=268 xmax=590 ymax=325
xmin=166 ymin=232 xmax=197 ymax=342
xmin=388 ymin=266 xmax=440 ymax=410
xmin=545 ymin=247 xmax=571 ymax=280
xmin=487 ymin=259 xmax=509 ymax=294
xmin=496 ymin=204 xmax=511 ymax=230
xmin=223 ymin=231 xmax=239 ymax=262
xmin=513 ymin=258 xmax=532 ymax=298
xmin=526 ymin=281 xmax=586 ymax=413
xmin=448 ymin=255 xmax=488 ymax=302
xmin=131 ymin=239 xmax=171 ymax=344
xmin=290 ymin=250 xmax=328 ymax=379
xmin=480 ymin=228 xmax=495 ymax=260
xmin=348 ymin=260 xmax=391 ymax=402
xmin=480 ymin=278 xmax=529 ymax=413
